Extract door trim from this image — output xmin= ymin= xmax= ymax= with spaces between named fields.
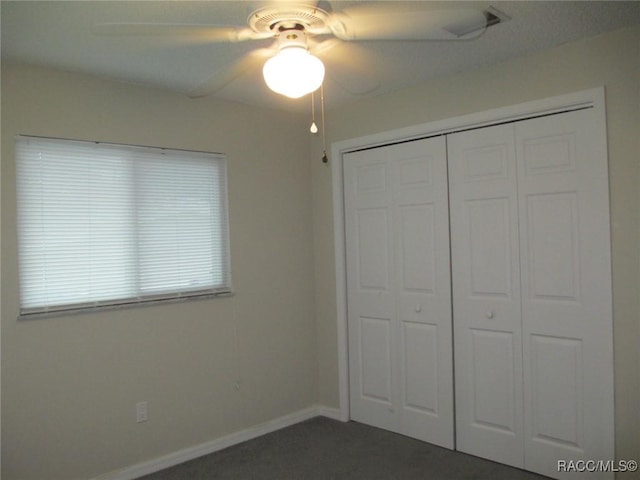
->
xmin=332 ymin=87 xmax=608 ymax=422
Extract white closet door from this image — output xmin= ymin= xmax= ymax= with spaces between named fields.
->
xmin=344 ymin=137 xmax=454 ymax=448
xmin=448 ymin=124 xmax=525 ymax=468
xmin=345 ymin=145 xmax=396 ymax=434
xmin=516 ymin=110 xmax=614 ymax=479
xmin=394 ymin=137 xmax=453 ymax=446
xmin=450 ymin=108 xmax=613 ymax=480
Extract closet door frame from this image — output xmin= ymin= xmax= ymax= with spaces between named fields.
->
xmin=331 ymin=88 xmax=610 ymax=431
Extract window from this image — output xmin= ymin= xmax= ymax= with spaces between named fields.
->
xmin=15 ymin=136 xmax=232 ymax=317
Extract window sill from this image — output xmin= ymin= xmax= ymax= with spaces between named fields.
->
xmin=18 ymin=290 xmax=235 ymax=321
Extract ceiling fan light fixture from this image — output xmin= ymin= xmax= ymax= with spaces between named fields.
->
xmin=263 ymin=45 xmax=325 ymax=99
xmin=262 ymin=30 xmax=324 ymax=98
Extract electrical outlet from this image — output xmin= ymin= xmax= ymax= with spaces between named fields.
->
xmin=136 ymin=401 xmax=148 ymax=423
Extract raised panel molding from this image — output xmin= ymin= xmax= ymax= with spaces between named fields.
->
xmin=529 ymin=335 xmax=583 ymax=450
xmin=466 ymin=198 xmax=512 ymax=298
xmin=355 ymin=163 xmax=387 ymax=194
xmin=463 ymin=144 xmax=509 ymax=181
xmin=398 ymin=204 xmax=436 ymax=294
xmin=470 ymin=329 xmax=517 ymax=433
xmin=526 ymin=192 xmax=580 ymax=303
xmin=402 ymin=321 xmax=439 ymax=414
xmin=356 ymin=208 xmax=389 ymax=292
xmin=398 ymin=155 xmax=433 ymax=187
xmin=523 ymin=133 xmax=576 ymax=176
xmin=359 ymin=316 xmax=393 ymax=404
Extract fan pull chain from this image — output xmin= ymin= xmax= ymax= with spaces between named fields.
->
xmin=310 ymin=91 xmax=318 ymax=134
xmin=320 ymin=84 xmax=328 ymax=164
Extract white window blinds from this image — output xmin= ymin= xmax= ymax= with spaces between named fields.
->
xmin=15 ymin=136 xmax=232 ymax=317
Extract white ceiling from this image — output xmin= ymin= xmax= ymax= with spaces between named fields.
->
xmin=2 ymin=1 xmax=640 ymax=112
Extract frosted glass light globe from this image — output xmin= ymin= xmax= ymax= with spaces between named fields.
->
xmin=263 ymin=46 xmax=325 ymax=99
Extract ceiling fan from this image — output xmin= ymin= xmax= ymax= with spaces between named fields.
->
xmin=95 ymin=2 xmax=503 ymax=100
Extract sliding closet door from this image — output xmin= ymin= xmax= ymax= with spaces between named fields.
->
xmin=344 ymin=137 xmax=454 ymax=448
xmin=516 ymin=110 xmax=614 ymax=479
xmin=448 ymin=124 xmax=525 ymax=468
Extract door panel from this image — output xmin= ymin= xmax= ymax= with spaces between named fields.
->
xmin=526 ymin=193 xmax=580 ymax=302
xmin=398 ymin=204 xmax=436 ymax=293
xmin=394 ymin=139 xmax=453 ymax=447
xmin=529 ymin=335 xmax=583 ymax=449
xmin=448 ymin=124 xmax=524 ymax=468
xmin=466 ymin=198 xmax=513 ymax=298
xmin=356 ymin=208 xmax=390 ymax=292
xmin=517 ymin=110 xmax=613 ymax=479
xmin=345 ymin=154 xmax=396 ymax=432
xmin=345 ymin=137 xmax=453 ymax=448
xmin=359 ymin=316 xmax=393 ymax=404
xmin=470 ymin=329 xmax=517 ymax=433
xmin=402 ymin=321 xmax=438 ymax=413
xmin=451 ymin=108 xmax=613 ymax=479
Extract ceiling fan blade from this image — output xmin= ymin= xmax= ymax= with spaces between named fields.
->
xmin=328 ymin=6 xmax=487 ymax=41
xmin=311 ymin=39 xmax=380 ymax=95
xmin=93 ymin=23 xmax=271 ymax=43
xmin=186 ymin=47 xmax=273 ymax=98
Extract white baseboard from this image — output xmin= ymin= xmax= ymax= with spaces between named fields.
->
xmin=315 ymin=405 xmax=342 ymax=421
xmin=93 ymin=405 xmax=345 ymax=480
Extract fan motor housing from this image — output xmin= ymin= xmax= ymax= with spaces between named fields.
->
xmin=248 ymin=4 xmax=330 ymax=34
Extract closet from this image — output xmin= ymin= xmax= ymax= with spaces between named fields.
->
xmin=343 ymin=104 xmax=614 ymax=480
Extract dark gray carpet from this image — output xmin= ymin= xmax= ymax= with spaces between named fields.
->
xmin=139 ymin=417 xmax=551 ymax=480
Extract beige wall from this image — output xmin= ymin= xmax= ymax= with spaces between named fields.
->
xmin=1 ymin=64 xmax=317 ymax=479
xmin=2 ymin=23 xmax=639 ymax=480
xmin=313 ymin=25 xmax=640 ymax=465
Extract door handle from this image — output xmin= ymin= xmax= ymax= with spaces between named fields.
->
xmin=486 ymin=310 xmax=494 ymax=319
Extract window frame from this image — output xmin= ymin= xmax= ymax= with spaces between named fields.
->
xmin=15 ymin=135 xmax=233 ymax=319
